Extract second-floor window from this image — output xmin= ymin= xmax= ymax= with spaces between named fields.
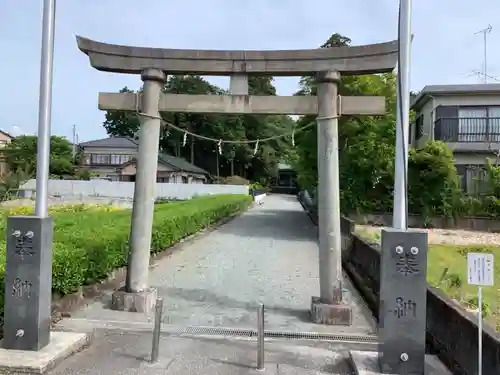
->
xmin=89 ymin=154 xmax=133 ymax=165
xmin=110 ymin=155 xmax=133 ymax=165
xmin=435 ymin=105 xmax=500 ymax=142
xmin=458 ymin=107 xmax=500 ymax=142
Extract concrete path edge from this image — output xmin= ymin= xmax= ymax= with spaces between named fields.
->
xmin=0 ymin=332 xmax=92 ymax=374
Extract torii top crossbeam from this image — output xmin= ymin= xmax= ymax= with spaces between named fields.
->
xmin=76 ymin=36 xmax=398 ymax=76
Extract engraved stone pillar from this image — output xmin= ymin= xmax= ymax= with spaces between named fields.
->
xmin=3 ymin=216 xmax=53 ymax=350
xmin=379 ymin=228 xmax=428 ymax=374
xmin=310 ymin=71 xmax=352 ymax=326
xmin=111 ymin=68 xmax=166 ymax=313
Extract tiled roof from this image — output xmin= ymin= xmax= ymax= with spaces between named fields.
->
xmin=158 ymin=153 xmax=209 ymax=175
xmin=79 ymin=136 xmax=138 ymax=148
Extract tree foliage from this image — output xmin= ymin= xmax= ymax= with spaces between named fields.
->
xmin=103 ymin=87 xmax=141 ymax=138
xmin=3 ymin=135 xmax=75 ymax=177
xmin=289 ymin=33 xmax=398 ymax=211
xmin=102 ymin=76 xmax=294 ymax=182
xmin=288 ymin=32 xmax=485 ymax=218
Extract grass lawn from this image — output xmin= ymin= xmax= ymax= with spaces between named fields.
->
xmin=355 ymin=227 xmax=500 ymax=331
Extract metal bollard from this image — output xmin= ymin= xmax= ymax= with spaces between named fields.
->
xmin=257 ymin=303 xmax=265 ymax=371
xmin=150 ymin=297 xmax=164 ymax=363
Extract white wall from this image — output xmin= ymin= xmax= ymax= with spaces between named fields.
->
xmin=19 ymin=179 xmax=249 ymax=200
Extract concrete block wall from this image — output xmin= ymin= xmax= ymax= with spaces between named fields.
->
xmin=19 ymin=179 xmax=249 ymax=201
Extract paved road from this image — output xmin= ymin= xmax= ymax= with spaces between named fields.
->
xmin=53 ymin=194 xmax=376 ymax=374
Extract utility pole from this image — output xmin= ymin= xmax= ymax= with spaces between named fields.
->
xmin=475 ymin=25 xmax=492 ymax=83
xmin=72 ymin=124 xmax=77 ymax=159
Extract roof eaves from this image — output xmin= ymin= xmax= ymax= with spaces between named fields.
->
xmin=411 ymin=84 xmax=500 ymax=110
xmin=157 ymin=155 xmax=182 ymax=171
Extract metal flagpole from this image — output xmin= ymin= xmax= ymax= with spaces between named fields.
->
xmin=35 ymin=0 xmax=57 ymax=217
xmin=392 ymin=0 xmax=412 ymax=230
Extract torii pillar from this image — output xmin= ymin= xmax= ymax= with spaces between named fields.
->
xmin=311 ymin=70 xmax=352 ymax=324
xmin=120 ymin=68 xmax=166 ymax=307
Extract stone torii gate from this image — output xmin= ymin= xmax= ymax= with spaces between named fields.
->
xmin=77 ymin=36 xmax=397 ymax=325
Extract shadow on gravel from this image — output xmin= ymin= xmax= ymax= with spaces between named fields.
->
xmin=162 ymin=287 xmax=311 ymax=323
xmin=218 ymin=208 xmax=317 ymax=241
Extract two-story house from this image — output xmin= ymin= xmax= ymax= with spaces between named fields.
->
xmin=410 ymin=84 xmax=500 ymax=194
xmin=0 ymin=130 xmax=13 ymax=178
xmin=78 ymin=136 xmax=209 ymax=183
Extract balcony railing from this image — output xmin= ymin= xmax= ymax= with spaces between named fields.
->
xmin=434 ymin=117 xmax=500 ymax=142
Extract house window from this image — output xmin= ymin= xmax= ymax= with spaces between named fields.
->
xmin=487 ymin=107 xmax=500 ymax=142
xmin=456 ymin=164 xmax=488 ymax=194
xmin=182 ymin=176 xmax=188 ymax=184
xmin=90 ymin=154 xmax=133 ymax=165
xmin=415 ymin=115 xmax=423 ymax=140
xmin=457 ymin=106 xmax=500 ymax=142
xmin=157 ymin=176 xmax=170 ymax=183
xmin=458 ymin=108 xmax=487 ymax=142
xmin=90 ymin=154 xmax=110 ymax=164
xmin=110 ymin=154 xmax=133 ymax=165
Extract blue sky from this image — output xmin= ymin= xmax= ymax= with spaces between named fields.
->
xmin=1 ymin=0 xmax=498 ymax=142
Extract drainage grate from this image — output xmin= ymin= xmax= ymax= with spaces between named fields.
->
xmin=162 ymin=325 xmax=378 ymax=343
xmin=59 ymin=318 xmax=379 ymax=344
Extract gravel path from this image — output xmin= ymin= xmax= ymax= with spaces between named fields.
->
xmin=67 ymin=194 xmax=375 ymax=335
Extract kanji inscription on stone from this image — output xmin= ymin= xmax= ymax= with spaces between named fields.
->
xmin=378 ymin=228 xmax=428 ymax=375
xmin=12 ymin=278 xmax=33 ymax=299
xmin=13 ymin=230 xmax=35 ymax=259
xmin=395 ymin=249 xmax=420 ymax=276
xmin=4 ymin=216 xmax=53 ymax=351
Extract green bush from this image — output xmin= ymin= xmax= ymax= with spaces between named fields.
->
xmin=408 ymin=141 xmax=460 ymax=218
xmin=0 ymin=194 xmax=252 ymax=315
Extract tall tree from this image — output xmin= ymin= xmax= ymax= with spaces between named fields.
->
xmin=3 ymin=135 xmax=75 ymax=176
xmin=290 ymin=33 xmax=397 ymax=212
xmin=103 ymin=87 xmax=141 ymax=137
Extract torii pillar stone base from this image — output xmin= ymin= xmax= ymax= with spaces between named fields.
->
xmin=310 ymin=296 xmax=352 ymax=326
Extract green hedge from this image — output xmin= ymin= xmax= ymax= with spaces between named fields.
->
xmin=0 ymin=194 xmax=252 ymax=315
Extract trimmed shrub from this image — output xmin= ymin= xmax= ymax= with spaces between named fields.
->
xmin=0 ymin=194 xmax=252 ymax=315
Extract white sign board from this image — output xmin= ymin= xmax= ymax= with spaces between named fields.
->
xmin=467 ymin=253 xmax=494 ymax=286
